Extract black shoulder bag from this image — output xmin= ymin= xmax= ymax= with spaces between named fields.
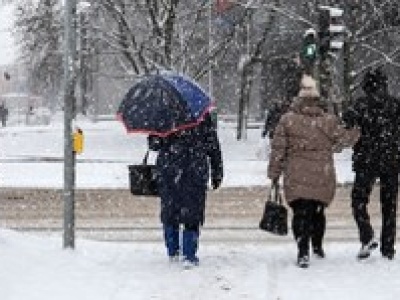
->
xmin=259 ymin=182 xmax=288 ymax=235
xmin=128 ymin=151 xmax=159 ymax=196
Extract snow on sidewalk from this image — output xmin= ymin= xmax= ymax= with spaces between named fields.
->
xmin=0 ymin=229 xmax=399 ymax=300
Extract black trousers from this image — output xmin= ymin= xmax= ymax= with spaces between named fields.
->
xmin=290 ymin=199 xmax=326 ymax=255
xmin=351 ymin=170 xmax=398 ymax=254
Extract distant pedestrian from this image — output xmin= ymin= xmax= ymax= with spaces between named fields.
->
xmin=342 ymin=68 xmax=400 ymax=260
xmin=0 ymin=102 xmax=8 ymax=127
xmin=261 ymin=97 xmax=292 ymax=139
xmin=26 ymin=105 xmax=34 ymax=125
xmin=262 ymin=55 xmax=303 ymax=139
xmin=148 ymin=112 xmax=223 ymax=268
xmin=268 ymin=75 xmax=360 ymax=268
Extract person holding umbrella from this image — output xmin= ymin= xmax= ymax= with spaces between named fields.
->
xmin=118 ymin=73 xmax=223 ymax=268
xmin=148 ymin=112 xmax=223 ymax=267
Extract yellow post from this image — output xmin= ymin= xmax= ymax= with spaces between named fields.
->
xmin=73 ymin=128 xmax=84 ymax=154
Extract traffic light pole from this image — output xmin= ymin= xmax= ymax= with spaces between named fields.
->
xmin=318 ymin=49 xmax=334 ymax=112
xmin=317 ymin=5 xmax=345 ymax=115
xmin=63 ymin=0 xmax=77 ymax=249
xmin=343 ymin=3 xmax=358 ymax=111
xmin=343 ymin=38 xmax=353 ymax=110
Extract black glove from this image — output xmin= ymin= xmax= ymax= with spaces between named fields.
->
xmin=212 ymin=177 xmax=222 ymax=190
xmin=261 ymin=130 xmax=267 ymax=138
xmin=271 ymin=177 xmax=279 ymax=187
xmin=341 ymin=109 xmax=358 ymax=129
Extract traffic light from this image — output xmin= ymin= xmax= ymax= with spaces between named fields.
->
xmin=318 ymin=6 xmax=346 ymax=58
xmin=301 ymin=28 xmax=318 ymax=75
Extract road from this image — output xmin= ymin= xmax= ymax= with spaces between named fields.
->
xmin=0 ymin=186 xmax=398 ymax=243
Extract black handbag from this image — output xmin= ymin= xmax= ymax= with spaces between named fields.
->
xmin=128 ymin=151 xmax=159 ymax=196
xmin=259 ymin=183 xmax=288 ymax=235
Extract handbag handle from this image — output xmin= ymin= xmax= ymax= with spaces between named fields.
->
xmin=268 ymin=181 xmax=283 ymax=205
xmin=142 ymin=150 xmax=150 ymax=165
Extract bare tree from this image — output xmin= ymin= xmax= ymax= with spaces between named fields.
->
xmin=14 ymin=0 xmax=62 ymax=106
xmin=344 ymin=0 xmax=400 ymax=104
xmin=13 ymin=0 xmax=399 ymax=119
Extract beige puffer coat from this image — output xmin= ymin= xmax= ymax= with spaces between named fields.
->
xmin=267 ymin=98 xmax=360 ymax=206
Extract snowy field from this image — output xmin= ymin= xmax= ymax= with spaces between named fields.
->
xmin=1 ymin=115 xmax=399 ymax=300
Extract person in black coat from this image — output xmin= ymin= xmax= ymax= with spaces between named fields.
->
xmin=342 ymin=68 xmax=400 ymax=260
xmin=262 ymin=98 xmax=293 ymax=139
xmin=262 ymin=57 xmax=303 ymax=139
xmin=0 ymin=102 xmax=8 ymax=127
xmin=148 ymin=113 xmax=223 ymax=267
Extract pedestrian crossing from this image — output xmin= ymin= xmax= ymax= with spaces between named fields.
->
xmin=0 ymin=186 xmax=398 ymax=242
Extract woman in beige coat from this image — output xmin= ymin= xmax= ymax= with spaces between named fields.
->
xmin=268 ymin=76 xmax=360 ymax=268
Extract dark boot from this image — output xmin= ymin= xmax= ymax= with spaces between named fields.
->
xmin=297 ymin=252 xmax=310 ymax=268
xmin=351 ymin=171 xmax=375 ymax=250
xmin=182 ymin=230 xmax=199 ymax=267
xmin=312 ymin=247 xmax=325 ymax=258
xmin=380 ymin=173 xmax=398 ymax=261
xmin=311 ymin=201 xmax=326 ymax=258
xmin=163 ymin=224 xmax=180 ymax=260
xmin=297 ymin=235 xmax=310 ymax=268
xmin=291 ymin=199 xmax=312 ymax=268
xmin=381 ymin=249 xmax=395 ymax=260
xmin=357 ymin=239 xmax=378 ymax=260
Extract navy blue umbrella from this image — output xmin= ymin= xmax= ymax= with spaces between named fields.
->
xmin=117 ymin=73 xmax=214 ymax=137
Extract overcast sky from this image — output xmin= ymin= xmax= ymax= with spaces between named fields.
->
xmin=0 ymin=5 xmax=16 ymax=66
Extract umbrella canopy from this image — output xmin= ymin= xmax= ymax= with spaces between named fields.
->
xmin=117 ymin=73 xmax=214 ymax=137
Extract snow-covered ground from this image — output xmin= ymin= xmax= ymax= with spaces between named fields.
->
xmin=1 ymin=115 xmax=398 ymax=300
xmin=1 ymin=229 xmax=399 ymax=300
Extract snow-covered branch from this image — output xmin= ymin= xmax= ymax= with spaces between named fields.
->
xmin=361 ymin=43 xmax=400 ymax=67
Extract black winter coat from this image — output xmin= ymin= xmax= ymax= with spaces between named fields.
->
xmin=343 ymin=94 xmax=400 ymax=173
xmin=262 ymin=101 xmax=292 ymax=139
xmin=148 ymin=115 xmax=223 ymax=225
